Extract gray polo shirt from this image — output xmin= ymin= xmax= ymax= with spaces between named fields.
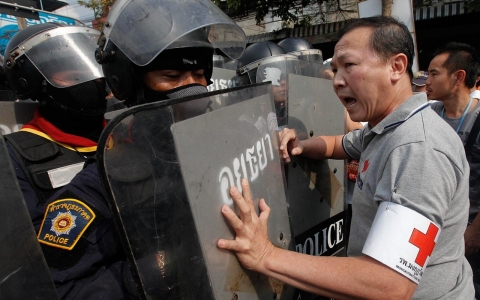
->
xmin=430 ymin=100 xmax=480 ymax=215
xmin=343 ymin=93 xmax=474 ymax=299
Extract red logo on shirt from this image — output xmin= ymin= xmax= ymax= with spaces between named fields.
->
xmin=409 ymin=223 xmax=439 ymax=267
xmin=361 ymin=160 xmax=369 ymax=173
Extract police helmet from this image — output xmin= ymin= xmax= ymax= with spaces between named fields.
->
xmin=277 ymin=37 xmax=312 ymax=53
xmin=4 ymin=23 xmax=105 ymax=114
xmin=95 ymin=0 xmax=246 ymax=107
xmin=236 ymin=41 xmax=286 ymax=85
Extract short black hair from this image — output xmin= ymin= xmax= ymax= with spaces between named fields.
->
xmin=337 ymin=16 xmax=415 ymax=79
xmin=433 ymin=42 xmax=479 ymax=89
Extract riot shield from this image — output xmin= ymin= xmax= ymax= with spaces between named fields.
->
xmin=286 ymin=74 xmax=346 ymax=300
xmin=255 ymin=54 xmax=302 ymax=129
xmin=0 ymin=132 xmax=58 ymax=299
xmin=208 ymin=67 xmax=239 ymax=93
xmin=97 ymin=83 xmax=295 ymax=300
xmin=0 ymin=100 xmax=39 ymax=135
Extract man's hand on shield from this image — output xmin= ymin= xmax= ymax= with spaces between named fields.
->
xmin=279 ymin=128 xmax=303 ymax=163
xmin=217 ymin=178 xmax=275 ymax=272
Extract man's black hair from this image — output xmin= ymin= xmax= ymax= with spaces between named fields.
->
xmin=433 ymin=42 xmax=480 ymax=89
xmin=337 ymin=16 xmax=415 ymax=79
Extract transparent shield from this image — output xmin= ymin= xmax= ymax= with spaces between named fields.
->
xmin=285 ymin=73 xmax=346 ymax=298
xmin=97 ymin=83 xmax=295 ymax=299
xmin=25 ymin=28 xmax=103 ymax=88
xmin=255 ymin=54 xmax=301 ymax=129
xmin=286 ymin=73 xmax=346 ymax=248
xmin=0 ymin=132 xmax=58 ymax=299
xmin=103 ymin=0 xmax=246 ymax=66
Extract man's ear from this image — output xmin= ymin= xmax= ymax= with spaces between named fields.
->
xmin=453 ymin=70 xmax=467 ymax=87
xmin=390 ymin=53 xmax=408 ymax=82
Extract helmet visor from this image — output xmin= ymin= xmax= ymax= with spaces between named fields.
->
xmin=288 ymin=49 xmax=326 ymax=78
xmin=103 ymin=0 xmax=246 ymax=66
xmin=23 ymin=27 xmax=103 ymax=88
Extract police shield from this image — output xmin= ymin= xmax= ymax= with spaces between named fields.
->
xmin=0 ymin=132 xmax=58 ymax=299
xmin=255 ymin=54 xmax=302 ymax=129
xmin=208 ymin=67 xmax=239 ymax=93
xmin=286 ymin=74 xmax=346 ymax=257
xmin=97 ymin=83 xmax=295 ymax=299
xmin=0 ymin=100 xmax=39 ymax=135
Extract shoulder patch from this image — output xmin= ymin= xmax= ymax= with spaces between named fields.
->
xmin=37 ymin=198 xmax=96 ymax=250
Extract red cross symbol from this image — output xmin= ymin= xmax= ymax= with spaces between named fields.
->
xmin=409 ymin=223 xmax=439 ymax=267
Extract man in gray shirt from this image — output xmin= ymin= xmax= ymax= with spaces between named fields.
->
xmin=217 ymin=16 xmax=474 ymax=299
xmin=426 ymin=42 xmax=480 ymax=297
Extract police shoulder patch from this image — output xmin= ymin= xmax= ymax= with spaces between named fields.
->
xmin=37 ymin=198 xmax=96 ymax=250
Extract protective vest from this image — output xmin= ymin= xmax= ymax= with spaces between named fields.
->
xmin=5 ymin=131 xmax=91 ymax=203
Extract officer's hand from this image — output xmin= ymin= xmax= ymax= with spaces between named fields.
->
xmin=279 ymin=128 xmax=303 ymax=163
xmin=217 ymin=178 xmax=275 ymax=272
xmin=465 ymin=224 xmax=480 ymax=256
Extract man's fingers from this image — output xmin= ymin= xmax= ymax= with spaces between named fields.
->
xmin=258 ymin=198 xmax=271 ymax=224
xmin=279 ymin=128 xmax=296 ymax=151
xmin=241 ymin=178 xmax=254 ymax=206
xmin=221 ymin=204 xmax=246 ymax=233
xmin=230 ymin=185 xmax=253 ymax=224
xmin=217 ymin=238 xmax=240 ymax=251
xmin=291 ymin=146 xmax=302 ymax=156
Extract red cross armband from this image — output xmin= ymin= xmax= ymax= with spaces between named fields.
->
xmin=362 ymin=202 xmax=440 ymax=284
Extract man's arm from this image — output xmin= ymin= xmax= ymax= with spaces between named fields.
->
xmin=279 ymin=128 xmax=350 ymax=163
xmin=465 ymin=214 xmax=480 ymax=256
xmin=217 ymin=179 xmax=416 ymax=300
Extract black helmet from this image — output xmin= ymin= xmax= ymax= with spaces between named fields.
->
xmin=236 ymin=41 xmax=286 ymax=85
xmin=4 ymin=23 xmax=61 ymax=100
xmin=4 ymin=23 xmax=105 ymax=114
xmin=237 ymin=41 xmax=285 ymax=69
xmin=277 ymin=37 xmax=312 ymax=53
xmin=95 ymin=0 xmax=246 ymax=107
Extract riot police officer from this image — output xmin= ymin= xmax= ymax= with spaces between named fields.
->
xmin=2 ymin=23 xmax=137 ymax=299
xmin=57 ymin=0 xmax=245 ymax=298
xmin=4 ymin=22 xmax=106 ymax=223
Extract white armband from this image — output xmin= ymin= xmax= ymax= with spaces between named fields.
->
xmin=362 ymin=202 xmax=440 ymax=284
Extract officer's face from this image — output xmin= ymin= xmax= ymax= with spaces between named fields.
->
xmin=272 ymin=79 xmax=287 ymax=105
xmin=331 ymin=27 xmax=394 ymax=126
xmin=426 ymin=53 xmax=456 ymax=101
xmin=143 ymin=69 xmax=207 ymax=91
xmin=50 ymin=70 xmax=95 ymax=87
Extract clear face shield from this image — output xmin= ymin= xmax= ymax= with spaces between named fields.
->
xmin=288 ymin=49 xmax=326 ymax=78
xmin=101 ymin=0 xmax=247 ymax=66
xmin=12 ymin=26 xmax=103 ymax=88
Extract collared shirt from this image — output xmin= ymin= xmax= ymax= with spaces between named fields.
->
xmin=343 ymin=93 xmax=474 ymax=299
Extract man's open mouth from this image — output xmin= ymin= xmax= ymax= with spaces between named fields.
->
xmin=345 ymin=97 xmax=357 ymax=107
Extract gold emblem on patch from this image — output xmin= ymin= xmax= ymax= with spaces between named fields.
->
xmin=51 ymin=211 xmax=77 ymax=236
